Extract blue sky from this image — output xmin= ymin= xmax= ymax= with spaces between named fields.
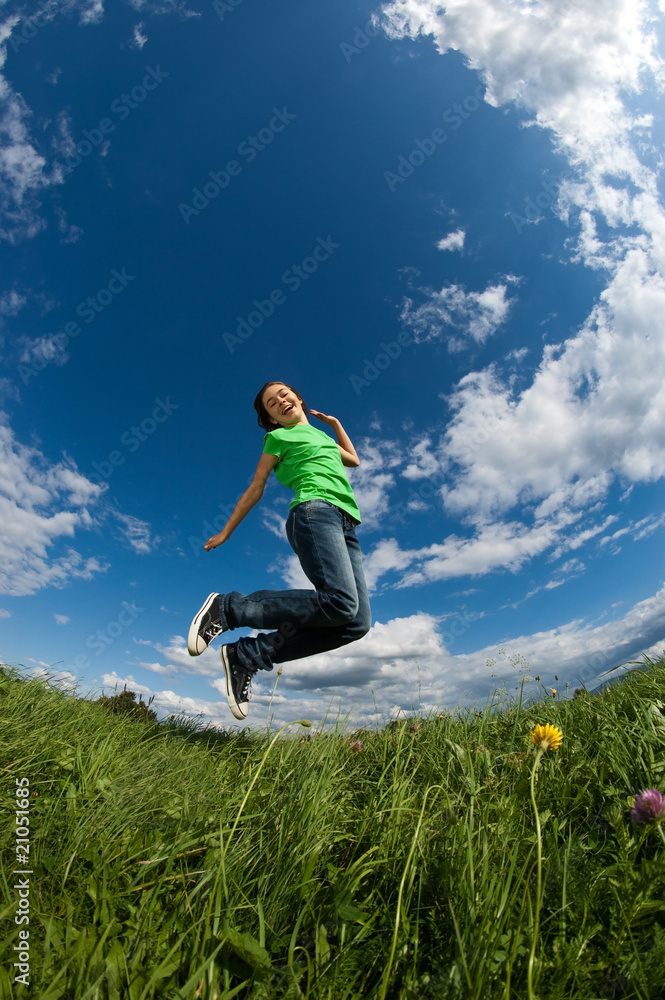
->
xmin=1 ymin=0 xmax=665 ymax=729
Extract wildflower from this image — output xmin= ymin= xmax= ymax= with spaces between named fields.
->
xmin=550 ymin=688 xmax=557 ymax=696
xmin=527 ymin=720 xmax=563 ymax=999
xmin=531 ymin=723 xmax=563 ymax=751
xmin=350 ymin=740 xmax=363 ymax=752
xmin=630 ymin=789 xmax=665 ymax=825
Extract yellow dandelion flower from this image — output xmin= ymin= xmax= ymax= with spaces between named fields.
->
xmin=531 ymin=723 xmax=563 ymax=751
xmin=550 ymin=688 xmax=557 ymax=696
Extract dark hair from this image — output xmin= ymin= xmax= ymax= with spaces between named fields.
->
xmin=254 ymin=381 xmax=309 ymax=431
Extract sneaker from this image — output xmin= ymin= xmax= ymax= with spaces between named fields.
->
xmin=187 ymin=593 xmax=225 ymax=656
xmin=220 ymin=644 xmax=255 ymax=720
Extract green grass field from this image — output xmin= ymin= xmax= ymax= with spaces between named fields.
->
xmin=1 ymin=657 xmax=665 ymax=999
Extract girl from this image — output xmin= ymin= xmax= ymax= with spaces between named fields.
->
xmin=187 ymin=381 xmax=371 ymax=720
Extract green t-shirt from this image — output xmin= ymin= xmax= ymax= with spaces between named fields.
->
xmin=262 ymin=423 xmax=361 ymax=524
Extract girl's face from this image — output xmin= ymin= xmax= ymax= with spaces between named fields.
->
xmin=262 ymin=384 xmax=308 ymax=427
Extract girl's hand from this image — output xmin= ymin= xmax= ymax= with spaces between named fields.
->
xmin=310 ymin=409 xmax=339 ymax=426
xmin=204 ymin=533 xmax=226 ymax=551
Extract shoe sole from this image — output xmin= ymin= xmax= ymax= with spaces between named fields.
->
xmin=187 ymin=592 xmax=219 ymax=656
xmin=220 ymin=645 xmax=248 ymax=720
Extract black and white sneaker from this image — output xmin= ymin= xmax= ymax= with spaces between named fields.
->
xmin=220 ymin=644 xmax=256 ymax=720
xmin=187 ymin=593 xmax=225 ymax=656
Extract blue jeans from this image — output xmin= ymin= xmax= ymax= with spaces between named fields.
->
xmin=219 ymin=499 xmax=371 ymax=671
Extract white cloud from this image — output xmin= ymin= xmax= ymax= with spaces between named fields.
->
xmin=0 ymin=72 xmax=49 ymax=243
xmin=0 ymin=289 xmax=26 ymax=316
xmin=78 ymin=0 xmax=105 ymax=25
xmin=0 ymin=415 xmax=109 ymax=596
xmin=269 ymin=553 xmax=312 ymax=590
xmin=261 ymin=506 xmax=288 ymax=540
xmin=0 ymin=607 xmax=10 ymax=618
xmin=114 ymin=512 xmax=153 ymax=554
xmin=0 ymin=379 xmax=20 ymax=406
xmin=137 ymin=659 xmax=179 ymax=675
xmin=54 ymin=613 xmax=70 ymax=625
xmin=347 ymin=438 xmax=403 ymax=530
xmin=599 ymin=512 xmax=665 ymax=553
xmin=437 ymin=228 xmax=465 ymax=251
xmin=362 ymin=537 xmax=418 ymax=591
xmin=374 ymin=510 xmax=580 ymax=588
xmin=0 ymin=16 xmax=21 ymax=48
xmin=406 ymin=494 xmax=429 ymax=512
xmin=400 ymin=277 xmax=518 ymax=350
xmin=20 ymin=332 xmax=70 ymax=369
xmin=50 ymin=110 xmax=76 ymax=162
xmin=437 ymin=251 xmax=665 ymax=522
xmin=506 ymin=346 xmax=528 ymax=363
xmin=125 ymin=0 xmax=202 ymax=16
xmin=54 ymin=205 xmax=83 ymax=243
xmin=401 ymin=435 xmax=440 ymax=480
xmin=556 ymin=557 xmax=585 ymax=576
xmin=131 ymin=22 xmax=148 ymax=48
xmin=0 ymin=12 xmax=64 ymax=242
xmin=551 ymin=515 xmax=619 ymax=559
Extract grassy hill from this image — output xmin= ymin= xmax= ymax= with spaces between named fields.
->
xmin=1 ymin=659 xmax=665 ymax=999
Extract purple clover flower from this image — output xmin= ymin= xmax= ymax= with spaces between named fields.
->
xmin=630 ymin=789 xmax=665 ymax=825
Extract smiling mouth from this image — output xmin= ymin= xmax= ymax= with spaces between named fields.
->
xmin=282 ymin=404 xmax=294 ymax=414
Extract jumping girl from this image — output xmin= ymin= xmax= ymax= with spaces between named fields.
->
xmin=187 ymin=381 xmax=371 ymax=720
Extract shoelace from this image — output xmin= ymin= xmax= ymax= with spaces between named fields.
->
xmin=202 ymin=620 xmax=223 ymax=642
xmin=236 ymin=667 xmax=253 ymax=703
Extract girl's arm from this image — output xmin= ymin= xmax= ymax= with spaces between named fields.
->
xmin=310 ymin=410 xmax=360 ymax=467
xmin=204 ymin=452 xmax=278 ymax=550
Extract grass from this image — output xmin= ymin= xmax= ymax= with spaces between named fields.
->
xmin=1 ymin=658 xmax=665 ymax=999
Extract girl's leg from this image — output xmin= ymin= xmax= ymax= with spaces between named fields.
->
xmin=231 ymin=503 xmax=371 ymax=671
xmin=219 ymin=500 xmax=360 ymax=635
xmin=273 ymin=527 xmax=371 ymax=663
